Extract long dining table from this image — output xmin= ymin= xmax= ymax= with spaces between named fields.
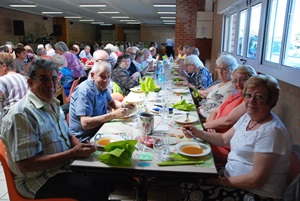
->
xmin=70 ymin=71 xmax=218 ymax=200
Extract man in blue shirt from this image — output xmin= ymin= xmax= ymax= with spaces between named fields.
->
xmin=69 ymin=61 xmax=135 ymax=142
xmin=165 ymin=36 xmax=174 ymax=57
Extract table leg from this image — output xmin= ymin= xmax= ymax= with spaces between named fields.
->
xmin=128 ymin=176 xmax=158 ymax=201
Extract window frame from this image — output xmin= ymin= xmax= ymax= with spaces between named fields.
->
xmin=222 ymin=0 xmax=300 ymax=87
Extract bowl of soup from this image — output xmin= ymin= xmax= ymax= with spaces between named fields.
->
xmin=175 ymin=142 xmax=211 ymax=157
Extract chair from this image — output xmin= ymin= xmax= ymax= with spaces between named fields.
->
xmin=55 ymin=83 xmax=67 ymax=105
xmin=0 ymin=140 xmax=77 ymax=201
xmin=66 ymin=78 xmax=80 ymax=103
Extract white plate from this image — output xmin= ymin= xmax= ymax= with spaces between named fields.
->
xmin=175 ymin=142 xmax=211 ymax=157
xmin=173 ymin=81 xmax=185 ymax=86
xmin=130 ymin=87 xmax=143 ymax=93
xmin=124 ymin=96 xmax=144 ymax=103
xmin=124 ymin=107 xmax=138 ymax=118
xmin=173 ymin=88 xmax=189 ymax=94
xmin=175 ymin=115 xmax=198 ymax=124
xmin=146 ymin=71 xmax=155 ymax=75
xmin=95 ymin=134 xmax=123 ymax=147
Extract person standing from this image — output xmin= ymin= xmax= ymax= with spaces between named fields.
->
xmin=165 ymin=36 xmax=174 ymax=57
xmin=0 ymin=59 xmax=112 ymax=200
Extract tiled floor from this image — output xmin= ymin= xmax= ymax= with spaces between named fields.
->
xmin=0 ymin=162 xmax=184 ymax=201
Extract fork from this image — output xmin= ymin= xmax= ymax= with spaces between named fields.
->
xmin=185 ymin=112 xmax=190 ymax=122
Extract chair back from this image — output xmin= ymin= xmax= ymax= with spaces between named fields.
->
xmin=66 ymin=77 xmax=80 ymax=103
xmin=0 ymin=140 xmax=77 ymax=201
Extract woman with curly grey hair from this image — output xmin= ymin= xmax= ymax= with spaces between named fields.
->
xmin=196 ymin=53 xmax=238 ymax=119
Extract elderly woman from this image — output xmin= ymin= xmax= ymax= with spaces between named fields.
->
xmin=183 ymin=74 xmax=291 ymax=200
xmin=111 ymin=53 xmax=139 ymax=96
xmin=203 ymin=65 xmax=257 ymax=166
xmin=54 ymin=41 xmax=86 ymax=80
xmin=182 ymin=55 xmax=213 ymax=90
xmin=13 ymin=47 xmax=27 ymax=75
xmin=196 ymin=53 xmax=238 ymax=119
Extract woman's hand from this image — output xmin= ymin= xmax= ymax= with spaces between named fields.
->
xmin=112 ymin=107 xmax=129 ymax=119
xmin=131 ymin=72 xmax=141 ymax=81
xmin=182 ymin=125 xmax=201 ymax=138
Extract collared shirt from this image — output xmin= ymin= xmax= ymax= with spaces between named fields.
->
xmin=69 ymin=79 xmax=113 ymax=142
xmin=79 ymin=49 xmax=92 ymax=59
xmin=0 ymin=90 xmax=71 ymax=199
xmin=187 ymin=67 xmax=213 ymax=90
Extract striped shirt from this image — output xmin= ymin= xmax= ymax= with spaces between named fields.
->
xmin=0 ymin=73 xmax=28 ymax=114
xmin=0 ymin=90 xmax=72 ymax=198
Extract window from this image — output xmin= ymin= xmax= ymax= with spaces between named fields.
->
xmin=237 ymin=9 xmax=247 ymax=56
xmin=223 ymin=13 xmax=237 ymax=54
xmin=222 ymin=0 xmax=300 ymax=87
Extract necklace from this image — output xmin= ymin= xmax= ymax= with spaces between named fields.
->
xmin=246 ymin=113 xmax=271 ymax=131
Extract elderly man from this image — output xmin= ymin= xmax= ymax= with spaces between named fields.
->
xmin=79 ymin=45 xmax=92 ymax=59
xmin=69 ymin=60 xmax=135 ymax=142
xmin=0 ymin=59 xmax=112 ymax=200
xmin=126 ymin=46 xmax=141 ymax=80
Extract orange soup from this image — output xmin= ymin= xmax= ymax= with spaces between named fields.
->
xmin=97 ymin=138 xmax=111 ymax=147
xmin=181 ymin=146 xmax=203 ymax=155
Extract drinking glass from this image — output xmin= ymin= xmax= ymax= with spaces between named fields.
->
xmin=153 ymin=133 xmax=170 ymax=161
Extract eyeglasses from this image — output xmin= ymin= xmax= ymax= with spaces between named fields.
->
xmin=32 ymin=76 xmax=58 ymax=84
xmin=244 ymin=93 xmax=266 ymax=102
xmin=231 ymin=78 xmax=248 ymax=85
xmin=216 ymin=66 xmax=229 ymax=71
xmin=128 ymin=52 xmax=136 ymax=56
xmin=96 ymin=58 xmax=110 ymax=62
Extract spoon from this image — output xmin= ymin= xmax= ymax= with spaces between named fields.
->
xmin=94 ymin=133 xmax=102 ymax=141
xmin=185 ymin=112 xmax=190 ymax=122
xmin=186 ymin=129 xmax=202 ymax=142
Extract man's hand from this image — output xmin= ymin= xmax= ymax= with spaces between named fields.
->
xmin=71 ymin=142 xmax=96 ymax=158
xmin=123 ymin=102 xmax=136 ymax=109
xmin=112 ymin=107 xmax=129 ymax=119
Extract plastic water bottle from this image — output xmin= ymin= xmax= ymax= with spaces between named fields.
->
xmin=158 ymin=62 xmax=165 ymax=86
xmin=169 ymin=54 xmax=174 ymax=64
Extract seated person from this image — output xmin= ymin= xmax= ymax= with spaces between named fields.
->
xmin=0 ymin=59 xmax=112 ymax=200
xmin=0 ymin=52 xmax=28 ymax=117
xmin=203 ymin=65 xmax=257 ymax=166
xmin=69 ymin=60 xmax=135 ymax=142
xmin=181 ymin=55 xmax=212 ymax=90
xmin=111 ymin=53 xmax=140 ymax=96
xmin=133 ymin=49 xmax=154 ymax=76
xmin=125 ymin=46 xmax=141 ymax=80
xmin=183 ymin=74 xmax=291 ymax=200
xmin=79 ymin=45 xmax=92 ymax=59
xmin=149 ymin=46 xmax=160 ymax=64
xmin=196 ymin=53 xmax=238 ymax=119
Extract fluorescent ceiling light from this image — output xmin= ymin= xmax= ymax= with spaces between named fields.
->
xmin=79 ymin=4 xmax=106 ymax=7
xmin=163 ymin=20 xmax=176 ymax=22
xmin=120 ymin=20 xmax=136 ymax=22
xmin=42 ymin=12 xmax=63 ymax=14
xmin=100 ymin=24 xmax=112 ymax=26
xmin=164 ymin=23 xmax=175 ymax=25
xmin=98 ymin=11 xmax=120 ymax=14
xmin=153 ymin=5 xmax=176 ymax=7
xmin=111 ymin=16 xmax=129 ymax=19
xmin=10 ymin=4 xmax=37 ymax=7
xmin=65 ymin=16 xmax=82 ymax=19
xmin=161 ymin=17 xmax=176 ymax=19
xmin=157 ymin=12 xmax=176 ymax=14
xmin=91 ymin=21 xmax=104 ymax=24
xmin=79 ymin=19 xmax=94 ymax=22
xmin=127 ymin=22 xmax=141 ymax=24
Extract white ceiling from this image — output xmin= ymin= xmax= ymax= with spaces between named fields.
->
xmin=0 ymin=0 xmax=177 ymax=25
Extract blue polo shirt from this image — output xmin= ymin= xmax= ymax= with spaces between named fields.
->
xmin=69 ymin=78 xmax=112 ymax=142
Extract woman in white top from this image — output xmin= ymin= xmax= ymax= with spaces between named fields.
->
xmin=183 ymin=74 xmax=291 ymax=200
xmin=197 ymin=53 xmax=238 ymax=119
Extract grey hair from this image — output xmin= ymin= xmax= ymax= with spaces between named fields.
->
xmin=232 ymin=65 xmax=257 ymax=77
xmin=54 ymin=41 xmax=69 ymax=52
xmin=216 ymin=53 xmax=238 ymax=73
xmin=91 ymin=61 xmax=111 ymax=75
xmin=36 ymin=47 xmax=47 ymax=56
xmin=27 ymin=59 xmax=59 ymax=78
xmin=142 ymin=48 xmax=150 ymax=55
xmin=45 ymin=43 xmax=52 ymax=48
xmin=93 ymin=50 xmax=109 ymax=61
xmin=184 ymin=55 xmax=204 ymax=69
xmin=51 ymin=54 xmax=66 ymax=67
